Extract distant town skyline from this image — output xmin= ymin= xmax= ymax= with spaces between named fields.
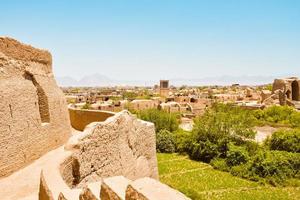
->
xmin=1 ymin=0 xmax=300 ymax=81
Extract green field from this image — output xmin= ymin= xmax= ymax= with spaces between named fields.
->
xmin=157 ymin=153 xmax=300 ymax=200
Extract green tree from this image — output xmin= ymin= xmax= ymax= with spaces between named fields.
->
xmin=187 ymin=103 xmax=256 ymax=162
xmin=138 ymin=109 xmax=179 ymax=132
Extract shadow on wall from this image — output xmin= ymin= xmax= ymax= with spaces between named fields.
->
xmin=24 ymin=72 xmax=50 ymax=123
xmin=68 ymin=105 xmax=115 ymax=131
xmin=292 ymin=80 xmax=300 ymax=101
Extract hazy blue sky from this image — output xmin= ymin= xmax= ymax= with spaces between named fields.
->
xmin=1 ymin=0 xmax=300 ymax=80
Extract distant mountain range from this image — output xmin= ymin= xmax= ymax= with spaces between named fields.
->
xmin=56 ymin=74 xmax=289 ymax=87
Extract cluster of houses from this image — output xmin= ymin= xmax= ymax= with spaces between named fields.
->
xmin=63 ymin=78 xmax=300 ymax=120
xmin=63 ymin=80 xmax=212 ymax=118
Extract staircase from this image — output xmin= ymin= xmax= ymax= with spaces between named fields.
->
xmin=40 ymin=175 xmax=191 ymax=200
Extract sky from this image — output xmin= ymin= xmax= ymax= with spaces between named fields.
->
xmin=1 ymin=0 xmax=300 ymax=81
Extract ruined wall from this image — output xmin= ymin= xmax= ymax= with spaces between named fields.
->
xmin=272 ymin=78 xmax=300 ymax=104
xmin=64 ymin=111 xmax=158 ymax=187
xmin=272 ymin=79 xmax=287 ymax=93
xmin=130 ymin=100 xmax=159 ymax=111
xmin=0 ymin=37 xmax=71 ymax=177
xmin=68 ymin=106 xmax=115 ymax=131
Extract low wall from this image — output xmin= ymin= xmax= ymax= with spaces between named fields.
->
xmin=68 ymin=106 xmax=115 ymax=131
xmin=64 ymin=110 xmax=158 ymax=187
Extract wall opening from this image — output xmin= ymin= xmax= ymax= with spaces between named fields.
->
xmin=190 ymin=98 xmax=196 ymax=103
xmin=24 ymin=72 xmax=50 ymax=123
xmin=286 ymin=90 xmax=291 ymax=99
xmin=292 ymin=81 xmax=300 ymax=101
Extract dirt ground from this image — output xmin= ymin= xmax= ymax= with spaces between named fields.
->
xmin=0 ymin=129 xmax=80 ymax=200
xmin=0 ymin=146 xmax=67 ymax=200
xmin=254 ymin=126 xmax=278 ymax=143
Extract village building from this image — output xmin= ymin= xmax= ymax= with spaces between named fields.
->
xmin=130 ymin=99 xmax=159 ymax=110
xmin=273 ymin=77 xmax=300 ymax=104
xmin=159 ymin=80 xmax=170 ymax=97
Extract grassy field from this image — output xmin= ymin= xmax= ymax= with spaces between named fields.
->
xmin=157 ymin=153 xmax=300 ymax=200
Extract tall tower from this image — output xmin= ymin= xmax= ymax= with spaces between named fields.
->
xmin=159 ymin=80 xmax=170 ymax=97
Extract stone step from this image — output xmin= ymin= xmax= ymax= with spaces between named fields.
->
xmin=100 ymin=176 xmax=132 ymax=200
xmin=125 ymin=177 xmax=191 ymax=200
xmin=80 ymin=181 xmax=102 ymax=200
xmin=58 ymin=189 xmax=82 ymax=200
xmin=40 ymin=173 xmax=191 ymax=200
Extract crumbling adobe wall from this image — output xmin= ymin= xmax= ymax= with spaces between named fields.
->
xmin=64 ymin=111 xmax=158 ymax=187
xmin=0 ymin=37 xmax=71 ymax=177
xmin=272 ymin=79 xmax=288 ymax=92
xmin=272 ymin=78 xmax=300 ymax=105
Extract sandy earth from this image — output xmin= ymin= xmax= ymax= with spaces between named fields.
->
xmin=254 ymin=126 xmax=278 ymax=143
xmin=179 ymin=118 xmax=194 ymax=131
xmin=0 ymin=129 xmax=80 ymax=200
xmin=0 ymin=146 xmax=67 ymax=200
xmin=178 ymin=120 xmax=277 ymax=144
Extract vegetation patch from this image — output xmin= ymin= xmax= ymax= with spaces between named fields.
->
xmin=138 ymin=104 xmax=300 ymax=187
xmin=158 ymin=153 xmax=300 ymax=200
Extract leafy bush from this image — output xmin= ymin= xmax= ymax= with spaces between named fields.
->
xmin=265 ymin=84 xmax=273 ymax=91
xmin=289 ymin=112 xmax=300 ymax=128
xmin=250 ymin=105 xmax=300 ymax=128
xmin=182 ymin=103 xmax=300 ymax=185
xmin=264 ymin=106 xmax=294 ymax=124
xmin=210 ymin=158 xmax=229 ymax=171
xmin=188 ymin=140 xmax=222 ymax=162
xmin=122 ymin=91 xmax=138 ymax=100
xmin=186 ymin=103 xmax=256 ymax=163
xmin=250 ymin=150 xmax=300 ymax=184
xmin=138 ymin=109 xmax=179 ymax=132
xmin=243 ymin=140 xmax=261 ymax=156
xmin=156 ymin=129 xmax=176 ymax=153
xmin=252 ymin=109 xmax=265 ymax=121
xmin=226 ymin=143 xmax=250 ymax=166
xmin=211 ymin=158 xmax=253 ymax=181
xmin=265 ymin=129 xmax=300 ymax=153
xmin=173 ymin=129 xmax=192 ymax=153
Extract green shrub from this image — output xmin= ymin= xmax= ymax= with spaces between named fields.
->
xmin=266 ymin=129 xmax=300 ymax=153
xmin=122 ymin=91 xmax=138 ymax=100
xmin=226 ymin=143 xmax=250 ymax=166
xmin=186 ymin=103 xmax=256 ymax=163
xmin=252 ymin=109 xmax=265 ymax=123
xmin=265 ymin=84 xmax=273 ymax=91
xmin=289 ymin=112 xmax=300 ymax=128
xmin=156 ymin=129 xmax=176 ymax=153
xmin=250 ymin=150 xmax=300 ymax=184
xmin=262 ymin=106 xmax=294 ymax=124
xmin=173 ymin=129 xmax=192 ymax=153
xmin=243 ymin=140 xmax=261 ymax=156
xmin=179 ymin=103 xmax=300 ymax=185
xmin=188 ymin=140 xmax=221 ymax=162
xmin=210 ymin=158 xmax=229 ymax=171
xmin=138 ymin=109 xmax=179 ymax=132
